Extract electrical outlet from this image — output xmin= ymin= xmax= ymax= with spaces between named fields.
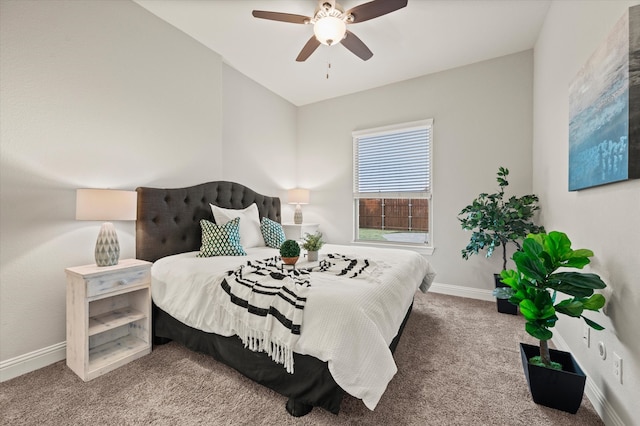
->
xmin=582 ymin=324 xmax=590 ymax=347
xmin=613 ymin=352 xmax=623 ymax=384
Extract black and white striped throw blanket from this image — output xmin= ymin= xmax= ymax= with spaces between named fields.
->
xmin=220 ymin=254 xmax=372 ymax=373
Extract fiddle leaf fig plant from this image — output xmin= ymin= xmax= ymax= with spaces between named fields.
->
xmin=499 ymin=231 xmax=607 ymax=369
xmin=459 ymin=167 xmax=544 ymax=270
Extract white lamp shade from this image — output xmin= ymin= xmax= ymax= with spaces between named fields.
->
xmin=76 ymin=189 xmax=137 ymax=221
xmin=287 ymin=188 xmax=310 ymax=205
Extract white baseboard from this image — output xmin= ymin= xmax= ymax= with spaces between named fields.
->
xmin=430 ymin=282 xmax=622 ymax=425
xmin=0 ymin=288 xmax=624 ymax=425
xmin=0 ymin=341 xmax=66 ymax=383
xmin=551 ymin=333 xmax=624 ymax=426
xmin=428 ymin=281 xmax=495 ymax=302
xmin=584 ymin=379 xmax=625 ymax=426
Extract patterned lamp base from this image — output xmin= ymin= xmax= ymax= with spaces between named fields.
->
xmin=95 ymin=222 xmax=120 ymax=267
xmin=294 ymin=204 xmax=303 ymax=225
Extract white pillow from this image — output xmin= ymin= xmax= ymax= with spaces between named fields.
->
xmin=210 ymin=203 xmax=265 ymax=248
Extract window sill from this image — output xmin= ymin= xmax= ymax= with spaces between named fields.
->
xmin=351 ymin=240 xmax=435 ymax=255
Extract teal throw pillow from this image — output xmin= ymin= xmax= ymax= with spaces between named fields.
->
xmin=198 ymin=217 xmax=246 ymax=257
xmin=260 ymin=217 xmax=286 ymax=248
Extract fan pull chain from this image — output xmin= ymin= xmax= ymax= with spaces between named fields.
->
xmin=326 ymin=62 xmax=331 ymax=79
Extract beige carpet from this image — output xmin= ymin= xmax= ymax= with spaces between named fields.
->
xmin=0 ymin=292 xmax=604 ymax=425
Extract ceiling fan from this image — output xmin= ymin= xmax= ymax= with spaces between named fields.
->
xmin=252 ymin=0 xmax=408 ymax=62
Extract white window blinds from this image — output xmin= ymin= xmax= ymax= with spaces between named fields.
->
xmin=353 ymin=119 xmax=432 ymax=199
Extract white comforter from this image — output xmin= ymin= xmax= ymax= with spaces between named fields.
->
xmin=151 ymin=244 xmax=436 ymax=410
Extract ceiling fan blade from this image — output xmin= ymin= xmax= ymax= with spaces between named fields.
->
xmin=296 ymin=36 xmax=321 ymax=62
xmin=346 ymin=0 xmax=408 ymax=24
xmin=252 ymin=10 xmax=311 ymax=24
xmin=341 ymin=30 xmax=373 ymax=61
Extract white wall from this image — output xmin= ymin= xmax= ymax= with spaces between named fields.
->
xmin=297 ymin=50 xmax=535 ymax=292
xmin=533 ymin=2 xmax=640 ymax=424
xmin=3 ymin=1 xmax=635 ymax=421
xmin=0 ymin=0 xmax=296 ymax=371
xmin=221 ymin=64 xmax=298 ymax=213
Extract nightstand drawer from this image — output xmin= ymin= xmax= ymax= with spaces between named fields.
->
xmin=86 ymin=268 xmax=150 ymax=297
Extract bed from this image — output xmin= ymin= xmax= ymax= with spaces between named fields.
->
xmin=136 ymin=181 xmax=435 ymax=416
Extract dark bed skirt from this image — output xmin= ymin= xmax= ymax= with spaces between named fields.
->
xmin=153 ymin=301 xmax=413 ymax=415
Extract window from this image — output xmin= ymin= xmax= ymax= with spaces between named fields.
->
xmin=353 ymin=119 xmax=432 ymax=247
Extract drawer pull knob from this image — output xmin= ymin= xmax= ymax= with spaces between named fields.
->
xmin=117 ymin=280 xmax=128 ymax=286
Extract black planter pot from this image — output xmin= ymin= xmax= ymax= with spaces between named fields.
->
xmin=519 ymin=343 xmax=587 ymax=414
xmin=494 ymin=274 xmax=518 ymax=315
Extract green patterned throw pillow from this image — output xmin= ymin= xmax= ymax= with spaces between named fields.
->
xmin=198 ymin=217 xmax=246 ymax=257
xmin=260 ymin=217 xmax=286 ymax=248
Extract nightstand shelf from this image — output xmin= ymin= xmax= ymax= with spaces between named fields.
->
xmin=66 ymin=259 xmax=152 ymax=381
xmin=88 ymin=335 xmax=148 ymax=378
xmin=88 ymin=307 xmax=146 ymax=336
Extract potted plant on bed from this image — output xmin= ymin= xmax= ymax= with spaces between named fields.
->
xmin=499 ymin=231 xmax=606 ymax=413
xmin=302 ymin=232 xmax=324 ymax=262
xmin=280 ymin=239 xmax=301 ymax=265
xmin=458 ymin=167 xmax=544 ymax=314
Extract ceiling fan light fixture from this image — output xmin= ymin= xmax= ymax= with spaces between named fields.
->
xmin=252 ymin=0 xmax=408 ymax=61
xmin=313 ymin=16 xmax=346 ymax=46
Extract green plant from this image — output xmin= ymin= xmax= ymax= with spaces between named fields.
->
xmin=279 ymin=239 xmax=301 ymax=258
xmin=302 ymin=232 xmax=324 ymax=251
xmin=499 ymin=231 xmax=606 ymax=369
xmin=458 ymin=167 xmax=544 ymax=270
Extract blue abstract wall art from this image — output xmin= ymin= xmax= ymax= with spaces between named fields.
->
xmin=568 ymin=5 xmax=640 ymax=191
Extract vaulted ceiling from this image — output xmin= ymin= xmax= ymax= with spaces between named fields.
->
xmin=135 ymin=0 xmax=551 ymax=106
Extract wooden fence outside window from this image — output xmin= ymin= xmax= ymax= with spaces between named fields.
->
xmin=358 ymin=199 xmax=429 ymax=232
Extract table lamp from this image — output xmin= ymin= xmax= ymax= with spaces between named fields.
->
xmin=287 ymin=188 xmax=310 ymax=225
xmin=76 ymin=189 xmax=137 ymax=266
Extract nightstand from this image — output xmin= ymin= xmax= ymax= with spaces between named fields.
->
xmin=282 ymin=223 xmax=320 ymax=241
xmin=65 ymin=258 xmax=152 ymax=381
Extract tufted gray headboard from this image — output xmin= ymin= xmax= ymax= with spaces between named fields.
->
xmin=136 ymin=181 xmax=281 ymax=262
